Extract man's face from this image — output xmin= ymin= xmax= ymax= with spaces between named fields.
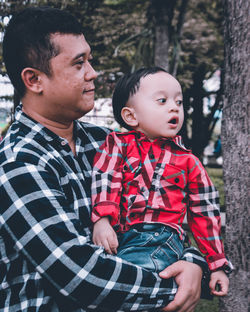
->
xmin=42 ymin=33 xmax=97 ymax=122
xmin=127 ymin=72 xmax=184 ymax=141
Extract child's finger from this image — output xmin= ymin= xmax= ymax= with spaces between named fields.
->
xmin=209 ymin=277 xmax=217 ymax=293
xmin=101 ymin=239 xmax=113 ymax=254
xmin=211 ymin=288 xmax=227 ymax=296
xmin=109 ymin=240 xmax=118 ymax=254
xmin=111 ymin=247 xmax=117 ymax=254
xmin=211 ymin=281 xmax=228 ymax=296
xmin=110 ymin=237 xmax=118 ymax=254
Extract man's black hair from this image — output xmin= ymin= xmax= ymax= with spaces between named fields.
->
xmin=112 ymin=67 xmax=167 ymax=130
xmin=3 ymin=6 xmax=83 ymax=98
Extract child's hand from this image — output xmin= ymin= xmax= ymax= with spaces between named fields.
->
xmin=209 ymin=270 xmax=229 ymax=296
xmin=93 ymin=217 xmax=119 ymax=255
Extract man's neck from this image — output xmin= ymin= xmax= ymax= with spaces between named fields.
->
xmin=22 ymin=104 xmax=76 ymax=155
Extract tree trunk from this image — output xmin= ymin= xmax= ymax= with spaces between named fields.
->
xmin=190 ymin=63 xmax=207 ymax=159
xmin=170 ymin=0 xmax=189 ymax=76
xmin=149 ymin=0 xmax=176 ymax=71
xmin=220 ymin=0 xmax=249 ymax=311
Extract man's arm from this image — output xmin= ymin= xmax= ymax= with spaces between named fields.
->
xmin=0 ymin=159 xmax=206 ymax=311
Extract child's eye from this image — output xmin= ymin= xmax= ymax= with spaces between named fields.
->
xmin=176 ymin=100 xmax=183 ymax=106
xmin=157 ymin=98 xmax=166 ymax=104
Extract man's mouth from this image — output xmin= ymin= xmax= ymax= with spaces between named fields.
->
xmin=83 ymin=88 xmax=95 ymax=93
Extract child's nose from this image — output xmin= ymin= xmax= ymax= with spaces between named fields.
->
xmin=168 ymin=100 xmax=179 ymax=112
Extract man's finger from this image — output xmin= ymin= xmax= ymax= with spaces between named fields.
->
xmin=162 ymin=285 xmax=186 ymax=311
xmin=163 ymin=287 xmax=199 ymax=312
xmin=161 ymin=261 xmax=202 ymax=312
xmin=159 ymin=260 xmax=185 ymax=279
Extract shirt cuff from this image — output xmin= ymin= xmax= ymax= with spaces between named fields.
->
xmin=91 ymin=202 xmax=119 ymax=226
xmin=181 ymin=246 xmax=209 ymax=273
xmin=206 ymin=254 xmax=234 ymax=274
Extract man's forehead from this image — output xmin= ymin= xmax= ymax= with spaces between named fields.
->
xmin=50 ymin=33 xmax=90 ymax=54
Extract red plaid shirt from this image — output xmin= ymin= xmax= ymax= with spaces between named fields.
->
xmin=91 ymin=131 xmax=228 ymax=271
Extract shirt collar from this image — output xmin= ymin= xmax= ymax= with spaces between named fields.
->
xmin=15 ymin=104 xmax=92 ymax=148
xmin=15 ymin=104 xmax=54 ymax=142
xmin=126 ymin=130 xmax=190 ymax=152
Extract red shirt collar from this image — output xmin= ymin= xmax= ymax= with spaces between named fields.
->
xmin=123 ymin=130 xmax=190 ymax=152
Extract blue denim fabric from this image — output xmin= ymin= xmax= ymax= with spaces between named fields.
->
xmin=117 ymin=224 xmax=184 ymax=273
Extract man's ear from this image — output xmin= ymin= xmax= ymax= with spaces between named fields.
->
xmin=121 ymin=106 xmax=138 ymax=128
xmin=21 ymin=68 xmax=43 ymax=94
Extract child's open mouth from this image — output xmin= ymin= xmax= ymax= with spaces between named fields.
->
xmin=168 ymin=117 xmax=178 ymax=124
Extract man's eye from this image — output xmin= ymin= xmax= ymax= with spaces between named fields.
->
xmin=176 ymin=100 xmax=183 ymax=106
xmin=157 ymin=98 xmax=166 ymax=103
xmin=76 ymin=61 xmax=84 ymax=65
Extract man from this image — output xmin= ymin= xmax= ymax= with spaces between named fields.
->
xmin=0 ymin=7 xmax=206 ymax=312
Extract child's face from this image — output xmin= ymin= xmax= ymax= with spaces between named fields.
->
xmin=125 ymin=72 xmax=184 ymax=141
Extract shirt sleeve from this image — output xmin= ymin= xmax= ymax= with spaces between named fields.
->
xmin=186 ymin=156 xmax=230 ymax=271
xmin=91 ymin=132 xmax=124 ymax=226
xmin=0 ymin=159 xmax=178 ymax=311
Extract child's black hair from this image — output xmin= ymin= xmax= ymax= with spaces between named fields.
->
xmin=112 ymin=67 xmax=167 ymax=130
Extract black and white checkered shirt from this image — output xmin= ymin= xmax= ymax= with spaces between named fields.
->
xmin=0 ymin=105 xmax=206 ymax=311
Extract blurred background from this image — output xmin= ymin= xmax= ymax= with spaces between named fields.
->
xmin=0 ymin=0 xmax=224 ymax=164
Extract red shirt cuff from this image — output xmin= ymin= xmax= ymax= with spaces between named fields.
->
xmin=91 ymin=202 xmax=119 ymax=226
xmin=206 ymin=253 xmax=233 ymax=273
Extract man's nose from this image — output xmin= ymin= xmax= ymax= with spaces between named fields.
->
xmin=85 ymin=61 xmax=98 ymax=81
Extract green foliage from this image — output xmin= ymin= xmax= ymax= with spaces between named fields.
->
xmin=180 ymin=0 xmax=224 ymax=89
xmin=206 ymin=167 xmax=224 ymax=207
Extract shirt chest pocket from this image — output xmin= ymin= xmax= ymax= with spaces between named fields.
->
xmin=160 ymin=164 xmax=186 ymax=189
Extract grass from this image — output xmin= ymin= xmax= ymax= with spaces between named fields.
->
xmin=194 ymin=167 xmax=224 ymax=312
xmin=195 ymin=297 xmax=219 ymax=312
xmin=206 ymin=167 xmax=225 ymax=208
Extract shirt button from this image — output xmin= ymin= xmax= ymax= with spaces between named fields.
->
xmin=174 ymin=177 xmax=179 ymax=183
xmin=154 ymin=232 xmax=159 ymax=236
xmin=61 ymin=140 xmax=67 ymax=146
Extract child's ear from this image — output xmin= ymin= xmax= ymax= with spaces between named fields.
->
xmin=21 ymin=67 xmax=43 ymax=94
xmin=121 ymin=106 xmax=138 ymax=128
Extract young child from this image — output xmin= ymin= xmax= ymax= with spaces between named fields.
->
xmin=91 ymin=67 xmax=232 ymax=297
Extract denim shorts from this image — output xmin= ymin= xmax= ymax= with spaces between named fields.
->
xmin=117 ymin=223 xmax=184 ymax=273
